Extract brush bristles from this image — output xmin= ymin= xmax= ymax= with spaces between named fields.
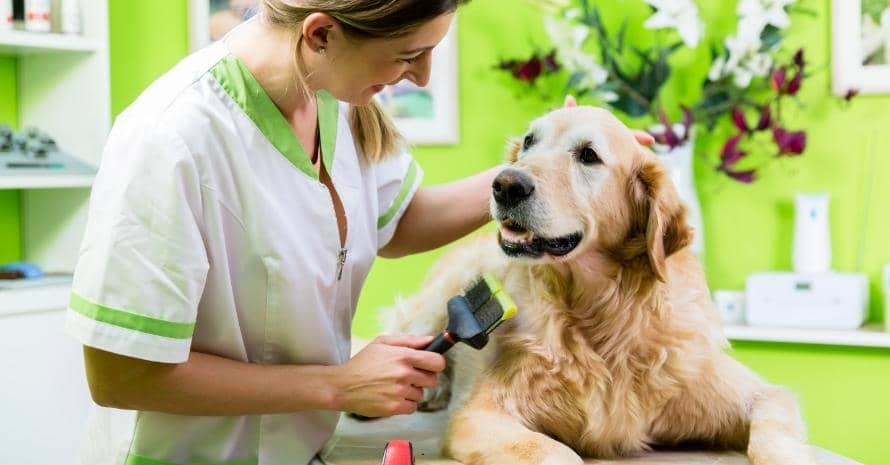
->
xmin=463 ymin=277 xmax=494 ymax=309
xmin=474 ymin=299 xmax=505 ymax=331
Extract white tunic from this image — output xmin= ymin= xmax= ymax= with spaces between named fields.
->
xmin=65 ymin=40 xmax=422 ymax=465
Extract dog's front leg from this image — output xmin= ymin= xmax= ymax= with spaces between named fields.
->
xmin=747 ymin=386 xmax=814 ymax=465
xmin=445 ymin=380 xmax=583 ymax=465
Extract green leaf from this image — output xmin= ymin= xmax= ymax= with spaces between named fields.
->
xmin=611 ymin=93 xmax=649 ymax=118
xmin=760 ymin=25 xmax=783 ymax=52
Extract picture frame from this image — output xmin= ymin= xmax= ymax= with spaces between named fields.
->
xmin=377 ymin=22 xmax=460 ymax=146
xmin=831 ymin=0 xmax=890 ymax=95
xmin=189 ymin=0 xmax=260 ymax=52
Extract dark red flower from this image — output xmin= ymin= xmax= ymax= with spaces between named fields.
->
xmin=793 ymin=48 xmax=806 ymax=69
xmin=656 ymin=109 xmax=681 ymax=148
xmin=543 ymin=50 xmax=560 ymax=72
xmin=513 ymin=57 xmax=543 ymax=82
xmin=770 ymin=68 xmax=787 ymax=93
xmin=773 ymin=127 xmax=807 ymax=155
xmin=787 ymin=70 xmax=803 ymax=95
xmin=756 ymin=105 xmax=772 ymax=130
xmin=681 ymin=106 xmax=693 ymax=133
xmin=720 ymin=134 xmax=747 ymax=167
xmin=722 ymin=167 xmax=757 ymax=183
xmin=732 ymin=107 xmax=749 ymax=133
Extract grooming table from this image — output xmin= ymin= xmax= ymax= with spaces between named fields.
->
xmin=321 ymin=410 xmax=861 ymax=465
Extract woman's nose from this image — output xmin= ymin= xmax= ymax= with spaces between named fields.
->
xmin=406 ymin=53 xmax=432 ymax=87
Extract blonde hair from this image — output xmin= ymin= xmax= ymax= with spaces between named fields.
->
xmin=261 ymin=0 xmax=468 ymax=162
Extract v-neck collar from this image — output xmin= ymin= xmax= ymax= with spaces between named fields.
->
xmin=210 ymin=52 xmax=339 ymax=180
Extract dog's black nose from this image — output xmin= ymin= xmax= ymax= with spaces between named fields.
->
xmin=492 ymin=169 xmax=535 ymax=207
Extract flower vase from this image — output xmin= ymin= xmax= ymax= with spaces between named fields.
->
xmin=656 ymin=135 xmax=704 ymax=257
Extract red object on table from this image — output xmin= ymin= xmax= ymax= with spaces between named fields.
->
xmin=381 ymin=439 xmax=414 ymax=465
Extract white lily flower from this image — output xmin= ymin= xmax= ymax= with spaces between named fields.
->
xmin=545 ymin=16 xmax=609 ymax=90
xmin=644 ymin=0 xmax=704 ymax=48
xmin=545 ymin=16 xmax=589 ymax=54
xmin=708 ymin=55 xmax=727 ymax=81
xmin=716 ymin=26 xmax=773 ymax=88
xmin=738 ymin=0 xmax=796 ymax=31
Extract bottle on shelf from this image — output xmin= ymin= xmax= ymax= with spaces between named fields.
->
xmin=59 ymin=0 xmax=79 ymax=35
xmin=1 ymin=0 xmax=13 ymax=31
xmin=24 ymin=0 xmax=50 ymax=32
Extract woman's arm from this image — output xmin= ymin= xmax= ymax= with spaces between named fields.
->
xmin=379 ymin=166 xmax=500 ymax=258
xmin=83 ymin=335 xmax=444 ymax=417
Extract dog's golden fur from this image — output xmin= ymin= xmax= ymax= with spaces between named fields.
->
xmin=385 ymin=106 xmax=813 ymax=465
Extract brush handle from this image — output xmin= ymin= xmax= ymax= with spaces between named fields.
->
xmin=424 ymin=331 xmax=456 ymax=354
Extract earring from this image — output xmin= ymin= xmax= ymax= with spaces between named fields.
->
xmin=318 ymin=47 xmax=326 ymax=55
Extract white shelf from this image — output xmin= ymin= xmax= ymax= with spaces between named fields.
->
xmin=0 ymin=275 xmax=71 ymax=317
xmin=725 ymin=323 xmax=890 ymax=348
xmin=0 ymin=30 xmax=101 ymax=55
xmin=0 ymin=174 xmax=93 ymax=189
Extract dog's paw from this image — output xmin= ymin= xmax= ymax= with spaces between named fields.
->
xmin=539 ymin=445 xmax=584 ymax=465
xmin=417 ymin=366 xmax=452 ymax=412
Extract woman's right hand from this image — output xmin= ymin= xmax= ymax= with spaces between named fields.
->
xmin=330 ymin=335 xmax=446 ymax=418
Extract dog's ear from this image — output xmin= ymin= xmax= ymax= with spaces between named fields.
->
xmin=630 ymin=157 xmax=694 ymax=282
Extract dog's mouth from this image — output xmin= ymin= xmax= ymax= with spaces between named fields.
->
xmin=497 ymin=219 xmax=582 ymax=258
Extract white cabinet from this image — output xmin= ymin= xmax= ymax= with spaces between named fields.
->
xmin=0 ymin=3 xmax=110 ymax=464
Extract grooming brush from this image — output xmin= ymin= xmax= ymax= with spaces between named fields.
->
xmin=424 ymin=273 xmax=518 ymax=354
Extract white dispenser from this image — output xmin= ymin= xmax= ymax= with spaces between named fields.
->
xmin=792 ymin=192 xmax=831 ymax=273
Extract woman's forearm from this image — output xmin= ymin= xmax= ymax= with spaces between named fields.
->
xmin=84 ymin=346 xmax=340 ymax=416
xmin=380 ymin=166 xmax=500 ymax=258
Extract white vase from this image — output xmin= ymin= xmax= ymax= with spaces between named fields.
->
xmin=656 ymin=132 xmax=704 ymax=257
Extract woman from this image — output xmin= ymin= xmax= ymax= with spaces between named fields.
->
xmin=67 ymin=2 xmax=653 ymax=464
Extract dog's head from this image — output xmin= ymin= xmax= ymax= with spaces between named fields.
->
xmin=491 ymin=105 xmax=693 ymax=281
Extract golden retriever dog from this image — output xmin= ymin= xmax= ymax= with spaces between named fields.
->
xmin=383 ymin=103 xmax=813 ymax=465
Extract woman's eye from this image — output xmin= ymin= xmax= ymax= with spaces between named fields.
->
xmin=522 ymin=134 xmax=535 ymax=151
xmin=578 ymin=146 xmax=601 ymax=165
xmin=400 ymin=55 xmax=421 ymax=64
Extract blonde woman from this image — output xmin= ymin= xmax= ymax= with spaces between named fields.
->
xmin=67 ymin=1 xmax=654 ymax=464
xmin=67 ymin=2 xmax=479 ymax=464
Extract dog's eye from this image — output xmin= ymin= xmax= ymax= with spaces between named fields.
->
xmin=522 ymin=133 xmax=535 ymax=151
xmin=577 ymin=146 xmax=601 ymax=165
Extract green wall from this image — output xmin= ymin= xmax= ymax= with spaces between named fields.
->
xmin=109 ymin=0 xmax=190 ymax=117
xmin=0 ymin=57 xmax=20 ymax=263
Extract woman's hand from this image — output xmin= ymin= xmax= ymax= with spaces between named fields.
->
xmin=330 ymin=335 xmax=445 ymax=418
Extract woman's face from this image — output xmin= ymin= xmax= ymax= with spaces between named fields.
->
xmin=320 ymin=13 xmax=454 ymax=105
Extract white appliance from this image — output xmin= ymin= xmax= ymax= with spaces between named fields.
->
xmin=745 ymin=272 xmax=869 ymax=329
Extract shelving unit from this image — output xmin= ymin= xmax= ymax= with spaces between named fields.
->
xmin=0 ymin=173 xmax=94 ymax=189
xmin=0 ymin=30 xmax=102 ymax=54
xmin=1 ymin=7 xmax=109 ymax=465
xmin=1 ymin=6 xmax=110 ymax=276
xmin=725 ymin=323 xmax=890 ymax=348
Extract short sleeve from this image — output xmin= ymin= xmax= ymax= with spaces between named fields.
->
xmin=374 ymin=152 xmax=424 ymax=251
xmin=66 ymin=119 xmax=209 ymax=364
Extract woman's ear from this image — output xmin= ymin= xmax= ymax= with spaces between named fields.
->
xmin=301 ymin=12 xmax=339 ymax=53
